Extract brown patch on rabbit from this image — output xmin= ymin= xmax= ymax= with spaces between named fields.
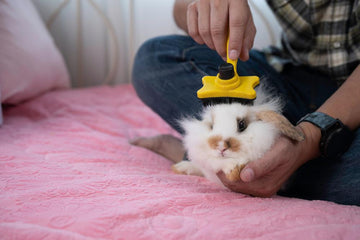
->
xmin=225 ymin=164 xmax=245 ymax=181
xmin=208 ymin=136 xmax=241 ymax=152
xmin=227 ymin=137 xmax=241 ymax=152
xmin=208 ymin=135 xmax=222 ymax=149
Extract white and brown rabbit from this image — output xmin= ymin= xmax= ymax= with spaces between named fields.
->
xmin=172 ymin=88 xmax=304 ymax=187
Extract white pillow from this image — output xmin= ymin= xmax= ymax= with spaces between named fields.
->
xmin=0 ymin=0 xmax=70 ymax=106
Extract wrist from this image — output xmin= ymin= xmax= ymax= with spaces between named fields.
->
xmin=297 ymin=112 xmax=355 ymax=159
xmin=296 ymin=122 xmax=321 ymax=162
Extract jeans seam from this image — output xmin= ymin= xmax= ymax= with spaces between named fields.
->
xmin=187 ymin=61 xmax=208 ymax=76
xmin=182 ymin=46 xmax=210 ymax=76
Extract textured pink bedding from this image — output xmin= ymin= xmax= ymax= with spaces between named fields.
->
xmin=1 ymin=85 xmax=359 ymax=240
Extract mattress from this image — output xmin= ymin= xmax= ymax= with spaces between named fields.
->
xmin=1 ymin=85 xmax=359 ymax=239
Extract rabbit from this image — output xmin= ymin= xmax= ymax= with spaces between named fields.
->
xmin=172 ymin=88 xmax=305 ymax=187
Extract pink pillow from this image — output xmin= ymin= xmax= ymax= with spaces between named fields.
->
xmin=0 ymin=0 xmax=70 ymax=105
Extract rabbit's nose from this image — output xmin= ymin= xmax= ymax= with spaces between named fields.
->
xmin=219 ymin=140 xmax=230 ymax=156
xmin=220 ymin=147 xmax=228 ymax=156
xmin=208 ymin=136 xmax=241 ymax=152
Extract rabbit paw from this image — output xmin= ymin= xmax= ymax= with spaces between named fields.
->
xmin=225 ymin=164 xmax=245 ymax=182
xmin=172 ymin=161 xmax=203 ymax=176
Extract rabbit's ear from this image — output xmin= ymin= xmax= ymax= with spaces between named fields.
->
xmin=256 ymin=111 xmax=305 ymax=142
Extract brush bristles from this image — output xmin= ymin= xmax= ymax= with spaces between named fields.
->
xmin=200 ymin=97 xmax=255 ymax=107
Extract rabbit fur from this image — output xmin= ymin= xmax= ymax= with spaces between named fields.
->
xmin=172 ymin=86 xmax=304 ymax=187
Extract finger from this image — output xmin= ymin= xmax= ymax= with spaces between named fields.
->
xmin=241 ymin=155 xmax=278 ymax=183
xmin=228 ymin=0 xmax=250 ymax=60
xmin=239 ymin=16 xmax=256 ymax=61
xmin=210 ymin=0 xmax=228 ymax=58
xmin=241 ymin=138 xmax=289 ymax=182
xmin=197 ymin=0 xmax=215 ymax=49
xmin=187 ymin=2 xmax=204 ymax=44
xmin=217 ymin=171 xmax=266 ymax=196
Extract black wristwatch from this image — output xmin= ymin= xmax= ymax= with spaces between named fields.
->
xmin=297 ymin=112 xmax=354 ymax=159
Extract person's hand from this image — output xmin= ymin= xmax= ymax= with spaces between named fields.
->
xmin=217 ymin=123 xmax=321 ymax=197
xmin=186 ymin=0 xmax=256 ymax=61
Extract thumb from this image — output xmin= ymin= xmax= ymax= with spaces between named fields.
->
xmin=240 ymin=155 xmax=277 ymax=182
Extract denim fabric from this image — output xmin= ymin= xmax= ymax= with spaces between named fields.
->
xmin=132 ymin=35 xmax=360 ymax=206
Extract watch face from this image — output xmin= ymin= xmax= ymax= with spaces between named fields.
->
xmin=323 ymin=127 xmax=354 ymax=159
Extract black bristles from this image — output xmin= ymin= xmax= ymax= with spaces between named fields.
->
xmin=200 ymin=97 xmax=255 ymax=107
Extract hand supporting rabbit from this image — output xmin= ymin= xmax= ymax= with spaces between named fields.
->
xmin=217 ymin=121 xmax=321 ymax=197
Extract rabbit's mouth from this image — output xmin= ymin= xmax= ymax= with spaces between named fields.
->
xmin=220 ymin=149 xmax=227 ymax=157
xmin=217 ymin=149 xmax=232 ymax=158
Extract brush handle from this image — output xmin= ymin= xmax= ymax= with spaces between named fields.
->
xmin=226 ymin=37 xmax=238 ymax=76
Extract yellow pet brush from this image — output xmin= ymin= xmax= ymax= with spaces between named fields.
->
xmin=197 ymin=38 xmax=260 ymax=106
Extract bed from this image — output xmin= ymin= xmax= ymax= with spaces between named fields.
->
xmin=1 ymin=84 xmax=360 ymax=240
xmin=1 ymin=0 xmax=360 ymax=239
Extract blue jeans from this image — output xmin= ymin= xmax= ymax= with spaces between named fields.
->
xmin=132 ymin=35 xmax=360 ymax=206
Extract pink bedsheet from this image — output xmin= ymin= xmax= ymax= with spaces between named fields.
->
xmin=1 ymin=85 xmax=359 ymax=240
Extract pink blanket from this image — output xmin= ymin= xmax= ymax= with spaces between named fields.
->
xmin=1 ymin=85 xmax=359 ymax=240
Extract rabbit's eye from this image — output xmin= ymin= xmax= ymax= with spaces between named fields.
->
xmin=237 ymin=119 xmax=247 ymax=132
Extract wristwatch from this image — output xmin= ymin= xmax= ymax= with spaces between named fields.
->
xmin=297 ymin=112 xmax=354 ymax=159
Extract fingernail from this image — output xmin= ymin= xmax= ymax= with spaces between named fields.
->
xmin=241 ymin=168 xmax=254 ymax=182
xmin=229 ymin=50 xmax=239 ymax=60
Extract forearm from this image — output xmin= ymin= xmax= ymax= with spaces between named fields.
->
xmin=173 ymin=0 xmax=194 ymax=33
xmin=318 ymin=65 xmax=360 ymax=130
xmin=298 ymin=64 xmax=360 ymax=162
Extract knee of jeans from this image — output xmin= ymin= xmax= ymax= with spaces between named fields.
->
xmin=135 ymin=36 xmax=163 ymax=56
xmin=132 ymin=36 xmax=176 ymax=99
xmin=132 ymin=35 xmax=180 ymax=80
xmin=132 ymin=35 xmax=194 ymax=89
xmin=134 ymin=34 xmax=192 ymax=60
xmin=131 ymin=37 xmax=159 ymax=89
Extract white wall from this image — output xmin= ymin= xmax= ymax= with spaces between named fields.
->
xmin=32 ymin=0 xmax=281 ymax=87
xmin=32 ymin=0 xmax=134 ymax=87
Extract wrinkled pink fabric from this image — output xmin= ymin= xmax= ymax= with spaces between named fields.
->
xmin=1 ymin=85 xmax=359 ymax=240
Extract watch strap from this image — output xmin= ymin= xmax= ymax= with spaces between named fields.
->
xmin=297 ymin=112 xmax=338 ymax=130
xmin=297 ymin=111 xmax=354 ymax=159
